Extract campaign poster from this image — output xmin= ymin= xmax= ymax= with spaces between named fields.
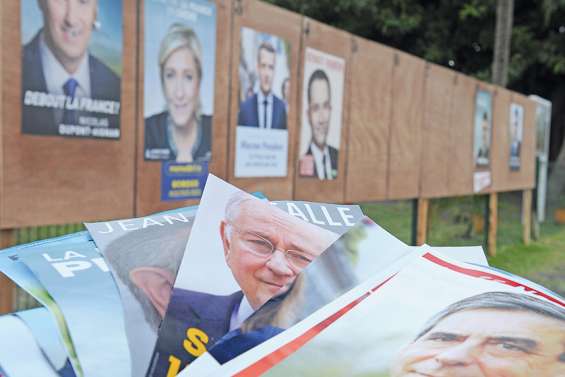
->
xmin=534 ymin=99 xmax=551 ymax=157
xmin=212 ymin=251 xmax=565 ymax=377
xmin=21 ymin=0 xmax=123 ymax=139
xmin=0 ymin=233 xmax=90 ymax=375
xmin=143 ymin=0 xmax=216 ymax=200
xmin=235 ymin=28 xmax=291 ymax=177
xmin=298 ymin=48 xmax=345 ymax=180
xmin=85 ymin=207 xmax=197 ymax=377
xmin=148 ymin=175 xmax=364 ymax=377
xmin=509 ymin=102 xmax=524 ymax=171
xmin=473 ymin=89 xmax=493 ymax=168
xmin=20 ymin=241 xmax=131 ymax=377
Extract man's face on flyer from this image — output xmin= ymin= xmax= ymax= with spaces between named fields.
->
xmin=221 ymin=199 xmax=334 ymax=310
xmin=308 ymin=78 xmax=332 ymax=150
xmin=390 ymin=308 xmax=565 ymax=377
xmin=40 ymin=0 xmax=96 ymax=71
xmin=257 ymin=48 xmax=275 ymax=96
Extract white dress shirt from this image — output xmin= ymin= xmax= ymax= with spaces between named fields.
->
xmin=310 ymin=142 xmax=333 ymax=180
xmin=229 ymin=295 xmax=254 ymax=331
xmin=257 ymin=90 xmax=273 ymax=129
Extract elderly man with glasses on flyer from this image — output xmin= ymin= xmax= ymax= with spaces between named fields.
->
xmin=218 ymin=192 xmax=336 ymax=329
xmin=159 ymin=191 xmax=337 ymax=369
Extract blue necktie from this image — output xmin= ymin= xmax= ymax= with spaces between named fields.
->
xmin=262 ymin=99 xmax=268 ymax=129
xmin=62 ymin=78 xmax=79 ymax=125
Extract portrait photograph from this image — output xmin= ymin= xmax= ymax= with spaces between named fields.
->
xmin=150 ymin=176 xmax=338 ymax=374
xmin=21 ymin=0 xmax=123 ymax=139
xmin=473 ymin=89 xmax=493 ymax=168
xmin=237 ymin=27 xmax=290 ymax=129
xmin=298 ymin=48 xmax=345 ymax=180
xmin=86 ymin=210 xmax=196 ymax=377
xmin=143 ymin=0 xmax=216 ymax=164
xmin=508 ymin=102 xmax=524 ymax=171
xmin=234 ymin=27 xmax=291 ymax=177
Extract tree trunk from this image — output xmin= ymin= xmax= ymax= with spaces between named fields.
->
xmin=492 ymin=0 xmax=514 ymax=86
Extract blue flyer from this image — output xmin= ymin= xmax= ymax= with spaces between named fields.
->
xmin=161 ymin=161 xmax=208 ymax=201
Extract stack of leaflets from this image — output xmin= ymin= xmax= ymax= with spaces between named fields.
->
xmin=0 ymin=175 xmax=562 ymax=377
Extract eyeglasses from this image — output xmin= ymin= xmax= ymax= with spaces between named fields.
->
xmin=227 ymin=224 xmax=314 ymax=271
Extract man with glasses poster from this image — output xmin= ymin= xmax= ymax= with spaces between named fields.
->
xmin=150 ymin=181 xmax=340 ymax=376
xmin=166 ymin=192 xmax=332 ymax=343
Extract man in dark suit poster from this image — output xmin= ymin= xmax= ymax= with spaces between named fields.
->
xmin=237 ymin=42 xmax=287 ymax=130
xmin=300 ymin=69 xmax=339 ymax=180
xmin=509 ymin=104 xmax=523 ymax=170
xmin=21 ymin=0 xmax=122 ymax=138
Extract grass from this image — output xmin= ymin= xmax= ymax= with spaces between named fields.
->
xmin=361 ymin=193 xmax=565 ymax=296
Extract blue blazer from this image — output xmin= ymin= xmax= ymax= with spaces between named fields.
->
xmin=209 ymin=326 xmax=284 ymax=364
xmin=148 ymin=288 xmax=244 ymax=373
xmin=21 ymin=31 xmax=121 ymax=136
xmin=237 ymin=93 xmax=287 ymax=130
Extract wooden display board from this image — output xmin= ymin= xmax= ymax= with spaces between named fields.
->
xmin=293 ymin=18 xmax=351 ymax=203
xmin=226 ymin=0 xmax=302 ymax=199
xmin=135 ymin=0 xmax=231 ymax=216
xmin=1 ymin=0 xmax=136 ymax=228
xmin=491 ymin=91 xmax=536 ymax=191
xmin=447 ymin=74 xmax=476 ymax=196
xmin=345 ymin=37 xmax=394 ymax=202
xmin=420 ymin=63 xmax=456 ymax=198
xmin=387 ymin=51 xmax=425 ymax=200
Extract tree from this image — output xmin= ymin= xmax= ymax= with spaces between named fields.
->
xmin=492 ymin=0 xmax=514 ymax=87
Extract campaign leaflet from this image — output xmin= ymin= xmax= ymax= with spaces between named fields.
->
xmin=0 ymin=310 xmax=59 ymax=377
xmin=19 ymin=241 xmax=130 ymax=377
xmin=16 ymin=308 xmax=75 ymax=377
xmin=0 ymin=232 xmax=91 ymax=377
xmin=208 ymin=250 xmax=565 ymax=377
xmin=85 ymin=206 xmax=199 ymax=377
xmin=147 ymin=174 xmax=364 ymax=377
xmin=182 ymin=230 xmax=491 ymax=376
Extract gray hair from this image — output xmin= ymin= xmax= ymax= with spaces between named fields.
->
xmin=416 ymin=291 xmax=565 ymax=342
xmin=104 ymin=220 xmax=193 ymax=329
xmin=224 ymin=191 xmax=258 ymax=225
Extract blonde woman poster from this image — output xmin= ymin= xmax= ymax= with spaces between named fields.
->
xmin=143 ymin=0 xmax=216 ymax=200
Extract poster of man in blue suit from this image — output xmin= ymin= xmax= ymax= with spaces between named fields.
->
xmin=237 ymin=41 xmax=287 ymax=130
xmin=234 ymin=28 xmax=291 ymax=177
xmin=21 ymin=0 xmax=122 ymax=139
